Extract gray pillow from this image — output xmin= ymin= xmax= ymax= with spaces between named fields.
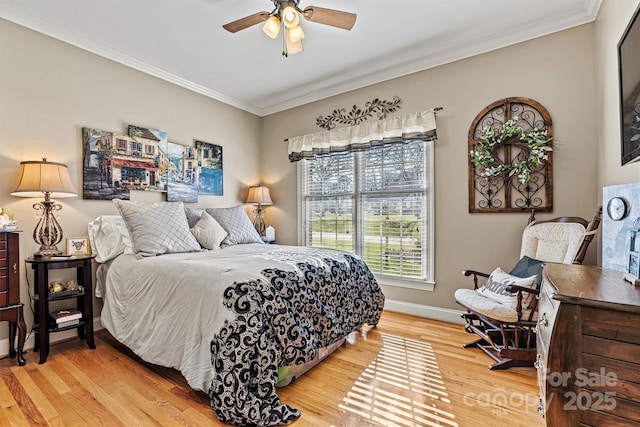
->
xmin=205 ymin=205 xmax=264 ymax=246
xmin=184 ymin=207 xmax=204 ymax=228
xmin=113 ymin=200 xmax=201 ymax=258
xmin=190 ymin=211 xmax=228 ymax=250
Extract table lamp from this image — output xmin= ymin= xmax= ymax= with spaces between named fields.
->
xmin=245 ymin=184 xmax=273 ymax=236
xmin=11 ymin=158 xmax=77 ymax=256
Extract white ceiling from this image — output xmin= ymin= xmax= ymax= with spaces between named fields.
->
xmin=0 ymin=0 xmax=601 ymax=116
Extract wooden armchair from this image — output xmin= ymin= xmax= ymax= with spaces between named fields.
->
xmin=454 ymin=207 xmax=602 ymax=370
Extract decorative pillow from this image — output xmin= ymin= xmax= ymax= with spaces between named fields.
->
xmin=184 ymin=207 xmax=204 ymax=228
xmin=113 ymin=200 xmax=201 ymax=258
xmin=87 ymin=215 xmax=132 ymax=263
xmin=477 ymin=267 xmax=537 ymax=310
xmin=509 ymin=256 xmax=544 ymax=286
xmin=190 ymin=211 xmax=228 ymax=250
xmin=205 ymin=206 xmax=264 ymax=246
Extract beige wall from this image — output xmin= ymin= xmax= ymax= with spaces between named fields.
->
xmin=261 ymin=25 xmax=600 ymax=311
xmin=0 ymin=18 xmax=262 ymax=333
xmin=595 ymin=0 xmax=640 ymax=191
xmin=3 ymin=2 xmax=640 ymax=342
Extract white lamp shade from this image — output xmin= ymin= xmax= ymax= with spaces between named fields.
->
xmin=11 ymin=159 xmax=77 ymax=198
xmin=262 ymin=15 xmax=281 ymax=39
xmin=246 ymin=185 xmax=273 ymax=205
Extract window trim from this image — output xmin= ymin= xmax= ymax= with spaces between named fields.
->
xmin=297 ymin=140 xmax=435 ymax=290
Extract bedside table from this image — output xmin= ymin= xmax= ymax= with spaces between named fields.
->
xmin=25 ymin=254 xmax=96 ymax=364
xmin=0 ymin=232 xmax=26 ymax=366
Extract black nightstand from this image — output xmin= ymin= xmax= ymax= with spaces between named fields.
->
xmin=25 ymin=254 xmax=96 ymax=364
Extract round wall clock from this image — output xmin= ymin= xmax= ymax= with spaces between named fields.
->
xmin=607 ymin=196 xmax=629 ymax=221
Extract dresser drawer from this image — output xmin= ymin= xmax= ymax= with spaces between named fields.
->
xmin=0 ymin=292 xmax=7 ymax=306
xmin=582 ymin=306 xmax=640 ymax=345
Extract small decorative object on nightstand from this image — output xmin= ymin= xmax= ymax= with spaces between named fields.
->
xmin=25 ymin=254 xmax=96 ymax=364
xmin=263 ymin=225 xmax=276 ymax=243
xmin=0 ymin=231 xmax=26 ymax=365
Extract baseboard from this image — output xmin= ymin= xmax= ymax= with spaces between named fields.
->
xmin=0 ymin=317 xmax=104 ymax=359
xmin=384 ymin=299 xmax=465 ymax=324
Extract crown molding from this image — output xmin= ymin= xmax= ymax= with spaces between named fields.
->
xmin=0 ymin=1 xmax=601 ymax=117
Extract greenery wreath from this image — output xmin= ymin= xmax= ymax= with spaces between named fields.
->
xmin=469 ymin=116 xmax=553 ymax=184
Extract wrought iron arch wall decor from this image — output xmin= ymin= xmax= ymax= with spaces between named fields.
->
xmin=315 ymin=96 xmax=402 ymax=130
xmin=468 ymin=97 xmax=553 ymax=213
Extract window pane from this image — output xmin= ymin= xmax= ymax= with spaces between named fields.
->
xmin=305 ymin=153 xmax=354 ymax=196
xmin=305 ymin=197 xmax=353 ymax=252
xmin=299 ymin=139 xmax=432 ymax=284
xmin=362 ymin=193 xmax=424 ymax=278
xmin=362 ymin=142 xmax=425 ymax=192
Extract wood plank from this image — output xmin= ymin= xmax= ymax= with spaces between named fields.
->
xmin=0 ymin=311 xmax=543 ymax=426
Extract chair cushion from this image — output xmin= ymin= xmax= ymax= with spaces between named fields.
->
xmin=455 ymin=288 xmax=519 ymax=323
xmin=520 ymin=222 xmax=586 ymax=264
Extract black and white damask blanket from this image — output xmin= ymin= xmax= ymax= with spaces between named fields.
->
xmin=210 ymin=253 xmax=384 ymax=426
xmin=97 ymin=244 xmax=384 ymax=426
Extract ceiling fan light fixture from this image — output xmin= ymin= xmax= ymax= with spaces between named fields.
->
xmin=262 ymin=15 xmax=281 ymax=38
xmin=282 ymin=6 xmax=300 ymax=29
xmin=283 ymin=28 xmax=303 ymax=56
xmin=288 ymin=24 xmax=305 ymax=43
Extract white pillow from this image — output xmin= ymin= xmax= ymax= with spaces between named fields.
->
xmin=87 ymin=215 xmax=133 ymax=263
xmin=205 ymin=206 xmax=264 ymax=246
xmin=190 ymin=211 xmax=228 ymax=250
xmin=477 ymin=267 xmax=537 ymax=310
xmin=113 ymin=200 xmax=201 ymax=258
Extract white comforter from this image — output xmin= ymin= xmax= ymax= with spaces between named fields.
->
xmin=97 ymin=243 xmax=384 ymax=386
xmin=98 ymin=243 xmax=384 ymax=425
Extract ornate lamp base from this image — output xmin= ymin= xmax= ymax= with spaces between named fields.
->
xmin=32 ymin=199 xmax=64 ymax=256
xmin=34 ymin=244 xmax=62 ymax=257
xmin=252 ymin=207 xmax=266 ymax=236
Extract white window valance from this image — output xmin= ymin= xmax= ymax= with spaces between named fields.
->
xmin=287 ymin=108 xmax=438 ymax=162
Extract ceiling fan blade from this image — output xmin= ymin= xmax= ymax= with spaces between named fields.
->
xmin=302 ymin=6 xmax=356 ymax=30
xmin=223 ymin=11 xmax=270 ymax=33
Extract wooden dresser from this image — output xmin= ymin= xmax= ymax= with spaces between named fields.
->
xmin=0 ymin=231 xmax=25 ymax=365
xmin=537 ymin=263 xmax=640 ymax=426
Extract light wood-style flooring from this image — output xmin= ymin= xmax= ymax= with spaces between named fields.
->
xmin=0 ymin=311 xmax=543 ymax=426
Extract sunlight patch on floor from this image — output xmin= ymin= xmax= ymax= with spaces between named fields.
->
xmin=338 ymin=333 xmax=458 ymax=427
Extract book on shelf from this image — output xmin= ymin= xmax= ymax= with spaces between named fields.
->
xmin=50 ymin=309 xmax=82 ymax=324
xmin=56 ymin=318 xmax=80 ymax=328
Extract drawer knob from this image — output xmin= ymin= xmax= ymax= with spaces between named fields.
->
xmin=534 ymin=353 xmax=544 ymax=370
xmin=538 ymin=313 xmax=548 ymax=328
xmin=12 ymin=263 xmax=16 ymax=274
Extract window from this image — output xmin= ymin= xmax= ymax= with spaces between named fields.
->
xmin=299 ymin=140 xmax=434 ymax=287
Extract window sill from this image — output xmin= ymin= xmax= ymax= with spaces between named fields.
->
xmin=374 ymin=275 xmax=435 ymax=291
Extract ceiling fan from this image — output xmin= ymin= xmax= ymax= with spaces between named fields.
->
xmin=222 ymin=0 xmax=357 ymax=56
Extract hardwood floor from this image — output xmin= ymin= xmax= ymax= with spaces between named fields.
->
xmin=0 ymin=311 xmax=543 ymax=426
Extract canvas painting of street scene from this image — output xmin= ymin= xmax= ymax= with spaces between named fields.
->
xmin=196 ymin=140 xmax=223 ymax=196
xmin=82 ymin=126 xmax=223 ymax=200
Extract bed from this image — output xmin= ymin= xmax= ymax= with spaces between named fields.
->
xmin=89 ymin=201 xmax=385 ymax=426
